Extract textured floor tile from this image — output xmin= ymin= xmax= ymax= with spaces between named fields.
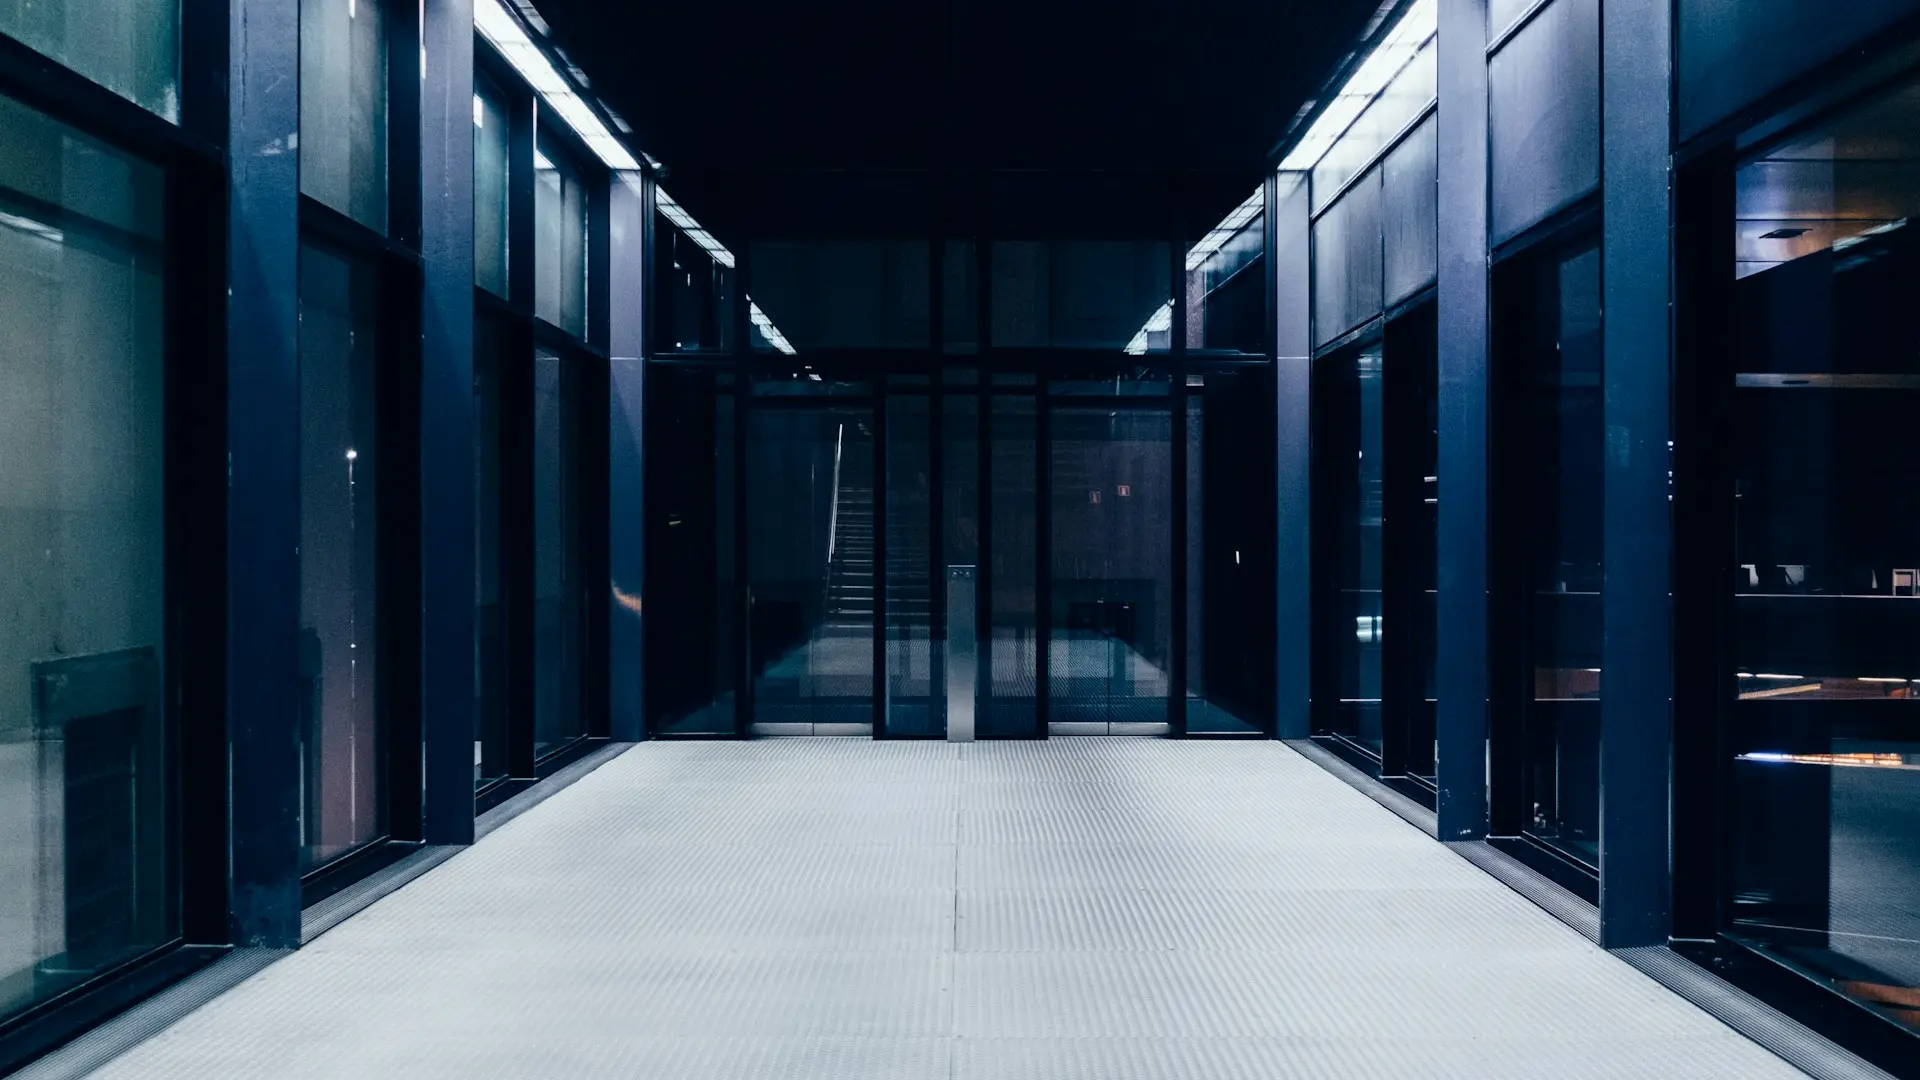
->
xmin=78 ymin=738 xmax=1807 ymax=1080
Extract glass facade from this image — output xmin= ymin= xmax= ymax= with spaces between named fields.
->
xmin=1497 ymin=239 xmax=1602 ymax=870
xmin=300 ymin=0 xmax=389 ymax=231
xmin=0 ymin=0 xmax=177 ymax=119
xmin=534 ymin=133 xmax=588 ymax=337
xmin=298 ymin=242 xmax=385 ymax=870
xmin=474 ymin=77 xmax=511 ymax=297
xmin=474 ymin=314 xmax=508 ymax=787
xmin=0 ymin=90 xmax=173 ymax=1020
xmin=1724 ymin=74 xmax=1920 ymax=1036
xmin=532 ymin=348 xmax=585 ymax=757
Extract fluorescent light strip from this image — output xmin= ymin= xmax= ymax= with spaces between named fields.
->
xmin=474 ymin=0 xmax=639 ymax=170
xmin=1277 ymin=0 xmax=1436 ymax=172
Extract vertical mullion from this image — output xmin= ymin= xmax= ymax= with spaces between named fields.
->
xmin=732 ymin=174 xmax=755 ymax=737
xmin=873 ymin=394 xmax=889 ymax=737
xmin=975 ymin=171 xmax=995 ymax=734
xmin=607 ymin=171 xmax=649 ymax=742
xmin=416 ymin=0 xmax=475 ymax=843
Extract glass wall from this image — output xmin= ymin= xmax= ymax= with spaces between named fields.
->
xmin=1496 ymin=238 xmax=1602 ymax=870
xmin=0 ymin=0 xmax=177 ymax=119
xmin=1048 ymin=405 xmax=1174 ymax=733
xmin=532 ymin=348 xmax=584 ymax=757
xmin=300 ymin=0 xmax=388 ymax=232
xmin=534 ymin=133 xmax=588 ymax=337
xmin=0 ymin=91 xmax=173 ymax=1020
xmin=474 ymin=77 xmax=511 ymax=297
xmin=987 ymin=395 xmax=1040 ymax=736
xmin=298 ymin=242 xmax=385 ymax=870
xmin=885 ymin=394 xmax=937 ymax=735
xmin=1724 ymin=75 xmax=1920 ymax=1034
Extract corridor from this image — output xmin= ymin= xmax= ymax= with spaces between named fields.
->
xmin=71 ymin=740 xmax=1802 ymax=1079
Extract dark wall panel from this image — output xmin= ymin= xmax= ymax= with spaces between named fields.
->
xmin=1679 ymin=0 xmax=1920 ymax=140
xmin=1312 ymin=170 xmax=1384 ymax=348
xmin=1489 ymin=0 xmax=1600 ymax=244
xmin=1385 ymin=114 xmax=1440 ymax=305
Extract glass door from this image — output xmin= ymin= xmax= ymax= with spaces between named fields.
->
xmin=745 ymin=403 xmax=876 ymax=734
xmin=1047 ymin=404 xmax=1175 ymax=734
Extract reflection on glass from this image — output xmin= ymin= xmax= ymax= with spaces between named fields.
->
xmin=533 ymin=349 xmax=584 ymax=757
xmin=987 ymin=397 xmax=1039 ymax=736
xmin=298 ymin=243 xmax=384 ymax=869
xmin=748 ymin=241 xmax=932 ymax=350
xmin=747 ymin=404 xmax=875 ymax=733
xmin=1048 ymin=406 xmax=1174 ymax=733
xmin=1512 ymin=242 xmax=1602 ymax=866
xmin=535 ymin=135 xmax=588 ymax=337
xmin=655 ymin=211 xmax=736 ymax=352
xmin=474 ymin=315 xmax=508 ymax=786
xmin=0 ymin=0 xmax=178 ymax=119
xmin=991 ymin=241 xmax=1172 ymax=351
xmin=474 ymin=79 xmax=511 ymax=296
xmin=300 ymin=0 xmax=388 ymax=232
xmin=1727 ymin=78 xmax=1920 ymax=1031
xmin=0 ymin=94 xmax=173 ymax=1021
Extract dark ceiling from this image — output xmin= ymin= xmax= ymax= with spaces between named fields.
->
xmin=530 ymin=0 xmax=1377 ymax=182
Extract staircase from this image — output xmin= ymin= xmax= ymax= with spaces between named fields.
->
xmin=826 ymin=454 xmax=875 ymax=627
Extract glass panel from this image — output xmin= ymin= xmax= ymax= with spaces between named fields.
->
xmin=1185 ymin=191 xmax=1266 ymax=354
xmin=1389 ymin=304 xmax=1440 ymax=781
xmin=747 ymin=406 xmax=875 ymax=733
xmin=298 ymin=242 xmax=383 ymax=869
xmin=885 ymin=395 xmax=936 ymax=735
xmin=0 ymin=0 xmax=177 ymax=119
xmin=1187 ymin=370 xmax=1272 ymax=735
xmin=1048 ymin=406 xmax=1174 ymax=733
xmin=944 ymin=393 xmax=981 ymax=729
xmin=0 ymin=94 xmax=172 ymax=1019
xmin=749 ymin=241 xmax=931 ymax=350
xmin=654 ymin=212 xmax=736 ymax=353
xmin=645 ymin=366 xmax=737 ymax=735
xmin=533 ymin=349 xmax=584 ymax=757
xmin=1510 ymin=241 xmax=1602 ymax=867
xmin=1321 ymin=343 xmax=1385 ymax=755
xmin=473 ymin=79 xmax=511 ymax=297
xmin=991 ymin=240 xmax=1172 ymax=351
xmin=535 ymin=135 xmax=588 ymax=337
xmin=300 ymin=0 xmax=388 ymax=232
xmin=1726 ymin=78 xmax=1920 ymax=1033
xmin=986 ymin=396 xmax=1039 ymax=736
xmin=474 ymin=314 xmax=507 ymax=786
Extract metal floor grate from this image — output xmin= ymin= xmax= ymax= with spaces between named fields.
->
xmin=72 ymin=739 xmax=1812 ymax=1079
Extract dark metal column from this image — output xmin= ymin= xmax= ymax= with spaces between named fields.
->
xmin=1272 ymin=171 xmax=1313 ymax=741
xmin=417 ymin=0 xmax=478 ymax=845
xmin=1434 ymin=0 xmax=1492 ymax=841
xmin=607 ymin=172 xmax=648 ymax=742
xmin=1169 ymin=197 xmax=1189 ymax=736
xmin=1599 ymin=0 xmax=1674 ymax=949
xmin=225 ymin=0 xmax=303 ymax=946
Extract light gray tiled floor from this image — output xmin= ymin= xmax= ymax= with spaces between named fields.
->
xmin=84 ymin=739 xmax=1807 ymax=1079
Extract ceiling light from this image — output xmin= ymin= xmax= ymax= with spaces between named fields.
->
xmin=1277 ymin=0 xmax=1437 ymax=172
xmin=474 ymin=0 xmax=639 ymax=170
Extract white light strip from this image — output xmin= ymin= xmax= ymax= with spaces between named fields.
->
xmin=474 ymin=0 xmax=640 ymax=170
xmin=1277 ymin=0 xmax=1436 ymax=172
xmin=1123 ymin=300 xmax=1174 ymax=356
xmin=750 ymin=301 xmax=797 ymax=356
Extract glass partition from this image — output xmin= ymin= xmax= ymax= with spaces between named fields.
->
xmin=533 ymin=348 xmax=585 ymax=757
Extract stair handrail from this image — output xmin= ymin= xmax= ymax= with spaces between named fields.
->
xmin=826 ymin=421 xmax=845 ymax=573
